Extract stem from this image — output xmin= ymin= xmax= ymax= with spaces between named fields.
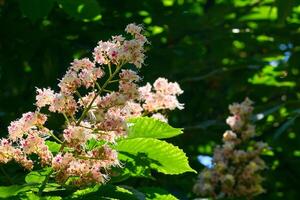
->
xmin=95 ymin=82 xmax=102 ymax=91
xmin=48 ymin=131 xmax=63 ymax=144
xmin=38 ymin=169 xmax=53 ymax=196
xmin=103 ymin=89 xmax=112 ymax=93
xmin=78 ymin=124 xmax=94 ymax=130
xmin=70 ymin=115 xmax=76 ymax=122
xmin=59 ymin=143 xmax=66 ymax=152
xmin=108 ymin=64 xmax=112 ymax=76
xmin=109 ymin=79 xmax=119 ymax=83
xmin=75 ymin=91 xmax=86 ymax=109
xmin=62 ymin=113 xmax=70 ymax=125
xmin=76 ymin=65 xmax=123 ymax=126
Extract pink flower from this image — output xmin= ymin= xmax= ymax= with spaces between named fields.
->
xmin=8 ymin=112 xmax=47 ymax=141
xmin=125 ymin=23 xmax=143 ymax=35
xmin=151 ymin=113 xmax=168 ymax=123
xmin=194 ymin=98 xmax=267 ymax=198
xmin=70 ymin=58 xmax=95 ymax=72
xmin=79 ymin=68 xmax=104 ymax=89
xmin=49 ymin=93 xmax=77 ymax=116
xmin=36 ymin=88 xmax=55 ymax=108
xmin=228 ymin=97 xmax=253 ymax=116
xmin=93 ymin=41 xmax=117 ymax=65
xmin=63 ymin=125 xmax=92 ymax=146
xmin=139 ymin=78 xmax=184 ymax=112
xmin=20 ymin=131 xmax=52 ymax=165
xmin=93 ymin=24 xmax=147 ymax=68
xmin=154 ymin=78 xmax=183 ymax=95
xmin=226 ymin=115 xmax=244 ymax=131
xmin=119 ymin=69 xmax=140 ymax=82
xmin=139 ymin=83 xmax=152 ymax=99
xmin=0 ymin=138 xmax=14 ymax=164
xmin=223 ymin=130 xmax=237 ymax=141
xmin=59 ymin=71 xmax=81 ymax=94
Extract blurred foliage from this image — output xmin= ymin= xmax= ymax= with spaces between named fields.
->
xmin=1 ymin=0 xmax=300 ymax=199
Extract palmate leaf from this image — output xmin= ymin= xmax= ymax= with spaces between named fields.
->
xmin=68 ymin=184 xmax=141 ymax=200
xmin=20 ymin=192 xmax=62 ymax=200
xmin=116 ymin=138 xmax=196 ymax=175
xmin=139 ymin=187 xmax=178 ymax=200
xmin=0 ymin=185 xmax=33 ymax=198
xmin=25 ymin=168 xmax=52 ymax=184
xmin=110 ymin=157 xmax=153 ymax=183
xmin=127 ymin=117 xmax=183 ymax=139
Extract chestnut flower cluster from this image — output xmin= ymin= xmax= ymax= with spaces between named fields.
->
xmin=193 ymin=98 xmax=267 ymax=199
xmin=0 ymin=24 xmax=184 ymax=186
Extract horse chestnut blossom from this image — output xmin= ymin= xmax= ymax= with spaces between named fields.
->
xmin=0 ymin=23 xmax=184 ymax=186
xmin=139 ymin=77 xmax=184 ymax=113
xmin=193 ymin=98 xmax=267 ymax=199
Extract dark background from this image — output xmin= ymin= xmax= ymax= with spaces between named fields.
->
xmin=1 ymin=0 xmax=300 ymax=199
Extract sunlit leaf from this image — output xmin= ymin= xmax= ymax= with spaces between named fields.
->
xmin=25 ymin=168 xmax=51 ymax=184
xmin=127 ymin=117 xmax=182 ymax=139
xmin=45 ymin=141 xmax=61 ymax=153
xmin=116 ymin=138 xmax=196 ymax=174
xmin=139 ymin=187 xmax=178 ymax=200
xmin=240 ymin=6 xmax=277 ymax=21
xmin=249 ymin=65 xmax=295 ymax=87
xmin=68 ymin=184 xmax=141 ymax=200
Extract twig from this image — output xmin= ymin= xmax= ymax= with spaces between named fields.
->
xmin=76 ymin=64 xmax=123 ymax=126
xmin=48 ymin=131 xmax=63 ymax=144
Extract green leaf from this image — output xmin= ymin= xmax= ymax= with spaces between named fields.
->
xmin=86 ymin=138 xmax=105 ymax=151
xmin=116 ymin=138 xmax=196 ymax=175
xmin=45 ymin=141 xmax=61 ymax=153
xmin=120 ymin=186 xmax=146 ymax=200
xmin=68 ymin=184 xmax=141 ymax=200
xmin=110 ymin=155 xmax=153 ymax=183
xmin=69 ymin=185 xmax=100 ymax=198
xmin=19 ymin=0 xmax=55 ymax=22
xmin=127 ymin=117 xmax=183 ymax=139
xmin=20 ymin=192 xmax=40 ymax=200
xmin=139 ymin=187 xmax=178 ymax=200
xmin=248 ymin=65 xmax=296 ymax=88
xmin=25 ymin=168 xmax=51 ymax=184
xmin=58 ymin=0 xmax=102 ymax=21
xmin=240 ymin=6 xmax=277 ymax=21
xmin=20 ymin=192 xmax=62 ymax=200
xmin=0 ymin=185 xmax=31 ymax=198
xmin=18 ymin=192 xmax=63 ymax=200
